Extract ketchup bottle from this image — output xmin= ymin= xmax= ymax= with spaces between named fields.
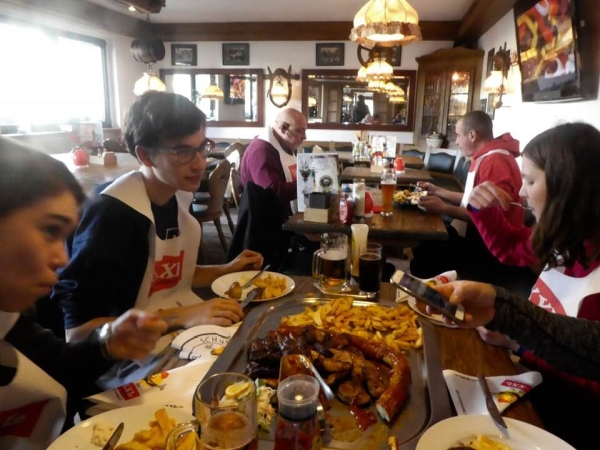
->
xmin=72 ymin=146 xmax=89 ymax=167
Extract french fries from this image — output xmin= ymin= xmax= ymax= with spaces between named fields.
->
xmin=457 ymin=434 xmax=511 ymax=450
xmin=280 ymin=298 xmax=423 ymax=351
xmin=115 ymin=408 xmax=195 ymax=450
xmin=238 ymin=273 xmax=288 ymax=300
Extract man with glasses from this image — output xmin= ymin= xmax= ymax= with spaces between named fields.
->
xmin=53 ymin=92 xmax=263 ymax=388
xmin=241 ymin=108 xmax=307 ymax=215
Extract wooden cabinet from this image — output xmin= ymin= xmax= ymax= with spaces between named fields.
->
xmin=414 ymin=47 xmax=484 ymax=145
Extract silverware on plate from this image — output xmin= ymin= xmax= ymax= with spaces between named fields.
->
xmin=240 ymin=264 xmax=270 ymax=290
xmin=240 ymin=287 xmax=263 ymax=308
xmin=102 ymin=422 xmax=124 ymax=450
xmin=477 ymin=374 xmax=509 ymax=437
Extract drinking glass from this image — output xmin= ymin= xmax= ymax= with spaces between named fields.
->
xmin=166 ymin=373 xmax=258 ymax=450
xmin=312 ymin=232 xmax=348 ymax=291
xmin=380 ymin=167 xmax=397 ymax=217
xmin=359 ymin=243 xmax=382 ymax=296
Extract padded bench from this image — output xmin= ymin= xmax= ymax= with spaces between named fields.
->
xmin=428 ymin=155 xmax=471 ymax=193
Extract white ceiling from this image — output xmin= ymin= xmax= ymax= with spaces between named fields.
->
xmin=88 ymin=0 xmax=474 ymax=23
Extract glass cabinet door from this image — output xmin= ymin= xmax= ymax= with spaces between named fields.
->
xmin=420 ymin=72 xmax=445 ymax=137
xmin=445 ymin=71 xmax=471 ymax=142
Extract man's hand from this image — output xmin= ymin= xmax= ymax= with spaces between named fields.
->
xmin=227 ymin=250 xmax=264 ymax=273
xmin=179 ymin=298 xmax=244 ymax=328
xmin=468 ymin=181 xmax=512 ymax=211
xmin=106 ymin=310 xmax=168 ymax=360
xmin=417 ymin=195 xmax=447 ymax=214
xmin=432 ymin=281 xmax=498 ymax=327
xmin=416 ymin=181 xmax=439 ymax=196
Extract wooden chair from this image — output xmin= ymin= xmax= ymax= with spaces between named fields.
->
xmin=192 ymin=159 xmax=231 ymax=253
xmin=230 ymin=167 xmax=244 ymax=209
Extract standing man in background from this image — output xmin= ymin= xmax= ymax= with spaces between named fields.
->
xmin=352 ymin=95 xmax=370 ymax=123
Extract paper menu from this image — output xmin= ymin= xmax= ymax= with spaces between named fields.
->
xmin=297 ymin=153 xmax=340 ymax=212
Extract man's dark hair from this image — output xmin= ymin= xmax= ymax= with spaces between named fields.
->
xmin=524 ymin=122 xmax=600 ymax=270
xmin=0 ymin=138 xmax=86 ymax=218
xmin=358 ymin=95 xmax=365 ymax=102
xmin=122 ymin=91 xmax=207 ymax=158
xmin=461 ymin=110 xmax=494 ymax=140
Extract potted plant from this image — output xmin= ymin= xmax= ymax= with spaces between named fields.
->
xmin=426 ymin=132 xmax=444 ymax=149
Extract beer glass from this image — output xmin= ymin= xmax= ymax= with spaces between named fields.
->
xmin=380 ymin=166 xmax=397 ymax=217
xmin=312 ymin=232 xmax=348 ymax=291
xmin=359 ymin=243 xmax=383 ymax=296
xmin=166 ymin=372 xmax=258 ymax=450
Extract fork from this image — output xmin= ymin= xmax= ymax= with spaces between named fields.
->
xmin=509 ymin=202 xmax=533 ymax=211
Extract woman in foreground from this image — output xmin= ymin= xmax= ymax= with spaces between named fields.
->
xmin=0 ymin=139 xmax=167 ymax=449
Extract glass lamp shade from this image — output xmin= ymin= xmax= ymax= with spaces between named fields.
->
xmin=483 ymin=71 xmax=509 ymax=94
xmin=389 ymin=94 xmax=406 ymax=103
xmin=365 ymin=57 xmax=394 ymax=82
xmin=270 ymin=79 xmax=289 ymax=101
xmin=133 ymin=73 xmax=166 ymax=96
xmin=350 ymin=0 xmax=422 ymax=48
xmin=201 ymin=83 xmax=224 ymax=100
xmin=308 ymin=96 xmax=318 ymax=107
xmin=356 ymin=66 xmax=368 ymax=82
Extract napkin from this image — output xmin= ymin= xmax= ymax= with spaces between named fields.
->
xmin=86 ymin=359 xmax=211 ymax=416
xmin=171 ymin=324 xmax=239 ymax=361
xmin=443 ymin=369 xmax=543 ymax=415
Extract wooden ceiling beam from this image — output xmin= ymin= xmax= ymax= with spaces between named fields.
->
xmin=152 ymin=20 xmax=460 ymax=42
xmin=455 ymin=0 xmax=519 ymax=46
xmin=8 ymin=0 xmax=146 ymax=38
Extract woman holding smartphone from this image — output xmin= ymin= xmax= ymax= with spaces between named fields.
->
xmin=0 ymin=140 xmax=168 ymax=449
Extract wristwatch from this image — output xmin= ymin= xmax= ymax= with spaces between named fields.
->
xmin=97 ymin=322 xmax=116 ymax=360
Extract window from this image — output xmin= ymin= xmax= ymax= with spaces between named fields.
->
xmin=0 ymin=21 xmax=110 ymax=133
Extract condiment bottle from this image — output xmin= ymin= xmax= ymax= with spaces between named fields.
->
xmin=72 ymin=146 xmax=88 ymax=167
xmin=350 ymin=223 xmax=369 ymax=279
xmin=352 ymin=178 xmax=365 ymax=218
xmin=273 ymin=375 xmax=322 ymax=450
xmin=394 ymin=156 xmax=405 ymax=174
xmin=339 ymin=183 xmax=354 ymax=225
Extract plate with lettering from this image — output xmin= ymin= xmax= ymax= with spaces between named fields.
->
xmin=48 ymin=405 xmax=194 ymax=449
xmin=212 ymin=270 xmax=295 ymax=302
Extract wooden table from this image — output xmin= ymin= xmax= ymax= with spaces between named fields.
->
xmin=341 ymin=166 xmax=433 ymax=185
xmin=283 ymin=208 xmax=448 ymax=248
xmin=52 ymin=152 xmax=217 ymax=194
xmin=337 ymin=153 xmax=424 ymax=170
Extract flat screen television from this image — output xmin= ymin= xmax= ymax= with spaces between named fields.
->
xmin=513 ymin=0 xmax=595 ymax=102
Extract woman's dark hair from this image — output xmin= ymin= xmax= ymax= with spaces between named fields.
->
xmin=122 ymin=91 xmax=207 ymax=158
xmin=523 ymin=122 xmax=600 ymax=269
xmin=0 ymin=138 xmax=86 ymax=218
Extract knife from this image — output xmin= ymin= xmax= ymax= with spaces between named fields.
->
xmin=240 ymin=264 xmax=270 ymax=290
xmin=102 ymin=422 xmax=124 ymax=450
xmin=477 ymin=374 xmax=509 ymax=436
xmin=240 ymin=287 xmax=263 ymax=309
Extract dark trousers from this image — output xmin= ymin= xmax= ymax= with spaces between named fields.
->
xmin=410 ymin=224 xmax=538 ymax=298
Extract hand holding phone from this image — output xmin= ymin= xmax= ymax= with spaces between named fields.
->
xmin=390 ymin=270 xmax=465 ymax=322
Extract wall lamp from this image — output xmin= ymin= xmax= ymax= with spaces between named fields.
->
xmin=267 ymin=66 xmax=300 ymax=108
xmin=483 ymin=44 xmax=517 ymax=110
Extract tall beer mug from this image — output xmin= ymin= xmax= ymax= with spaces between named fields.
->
xmin=350 ymin=224 xmax=369 ymax=278
xmin=312 ymin=232 xmax=348 ymax=291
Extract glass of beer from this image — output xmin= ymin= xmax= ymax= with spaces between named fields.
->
xmin=312 ymin=232 xmax=348 ymax=291
xmin=380 ymin=165 xmax=397 ymax=217
xmin=359 ymin=243 xmax=383 ymax=296
xmin=166 ymin=372 xmax=258 ymax=450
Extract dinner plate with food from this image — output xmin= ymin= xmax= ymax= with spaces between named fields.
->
xmin=406 ymin=296 xmax=458 ymax=328
xmin=416 ymin=415 xmax=575 ymax=450
xmin=48 ymin=406 xmax=194 ymax=449
xmin=212 ymin=270 xmax=295 ymax=302
xmin=393 ymin=188 xmax=427 ymax=207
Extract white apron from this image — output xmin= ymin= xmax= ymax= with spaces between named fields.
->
xmin=97 ymin=172 xmax=203 ymax=389
xmin=451 ymin=150 xmax=510 ymax=237
xmin=0 ymin=313 xmax=67 ymax=450
xmin=257 ymin=127 xmax=298 ymax=213
xmin=529 ymin=265 xmax=600 ymax=317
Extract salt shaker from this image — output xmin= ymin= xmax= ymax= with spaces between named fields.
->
xmin=273 ymin=375 xmax=322 ymax=450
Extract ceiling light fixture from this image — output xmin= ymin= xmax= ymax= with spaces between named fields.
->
xmin=350 ymin=0 xmax=422 ymax=49
xmin=201 ymin=83 xmax=224 ymax=101
xmin=131 ymin=14 xmax=166 ymax=95
xmin=482 ymin=45 xmax=516 ymax=109
xmin=110 ymin=0 xmax=165 ymax=14
xmin=267 ymin=66 xmax=299 ymax=108
xmin=133 ymin=66 xmax=166 ymax=96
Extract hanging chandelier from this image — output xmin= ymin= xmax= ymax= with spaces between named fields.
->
xmin=201 ymin=83 xmax=224 ymax=100
xmin=133 ymin=64 xmax=166 ymax=96
xmin=365 ymin=57 xmax=394 ymax=82
xmin=350 ymin=0 xmax=422 ymax=48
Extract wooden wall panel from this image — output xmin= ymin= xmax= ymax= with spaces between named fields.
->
xmin=455 ymin=0 xmax=519 ymax=46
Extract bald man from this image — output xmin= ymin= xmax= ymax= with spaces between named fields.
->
xmin=241 ymin=108 xmax=307 ymax=215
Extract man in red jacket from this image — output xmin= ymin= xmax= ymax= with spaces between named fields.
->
xmin=411 ymin=111 xmax=537 ymax=296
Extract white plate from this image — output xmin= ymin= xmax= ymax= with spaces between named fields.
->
xmin=416 ymin=415 xmax=575 ymax=450
xmin=407 ymin=296 xmax=458 ymax=329
xmin=48 ymin=405 xmax=194 ymax=449
xmin=211 ymin=270 xmax=295 ymax=302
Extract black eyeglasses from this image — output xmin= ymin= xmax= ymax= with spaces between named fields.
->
xmin=158 ymin=139 xmax=214 ymax=164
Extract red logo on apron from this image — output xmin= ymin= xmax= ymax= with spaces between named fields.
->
xmin=289 ymin=164 xmax=297 ymax=182
xmin=149 ymin=251 xmax=184 ymax=296
xmin=529 ymin=278 xmax=566 ymax=315
xmin=0 ymin=399 xmax=50 ymax=438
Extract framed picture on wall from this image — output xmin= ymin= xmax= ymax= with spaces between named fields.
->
xmin=479 ymin=98 xmax=488 ymax=112
xmin=222 ymin=43 xmax=250 ymax=66
xmin=390 ymin=46 xmax=403 ymax=66
xmin=316 ymin=43 xmax=345 ymax=66
xmin=171 ymin=44 xmax=197 ymax=66
xmin=224 ymin=76 xmax=246 ymax=104
xmin=486 ymin=48 xmax=496 ymax=77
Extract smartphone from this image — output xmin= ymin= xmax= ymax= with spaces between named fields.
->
xmin=390 ymin=270 xmax=465 ymax=322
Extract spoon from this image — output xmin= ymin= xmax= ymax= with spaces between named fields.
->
xmin=509 ymin=202 xmax=533 ymax=211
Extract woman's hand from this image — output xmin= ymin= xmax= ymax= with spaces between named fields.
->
xmin=227 ymin=250 xmax=264 ymax=273
xmin=180 ymin=298 xmax=244 ymax=328
xmin=468 ymin=181 xmax=512 ymax=211
xmin=106 ymin=310 xmax=168 ymax=360
xmin=432 ymin=281 xmax=498 ymax=327
xmin=475 ymin=326 xmax=520 ymax=351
